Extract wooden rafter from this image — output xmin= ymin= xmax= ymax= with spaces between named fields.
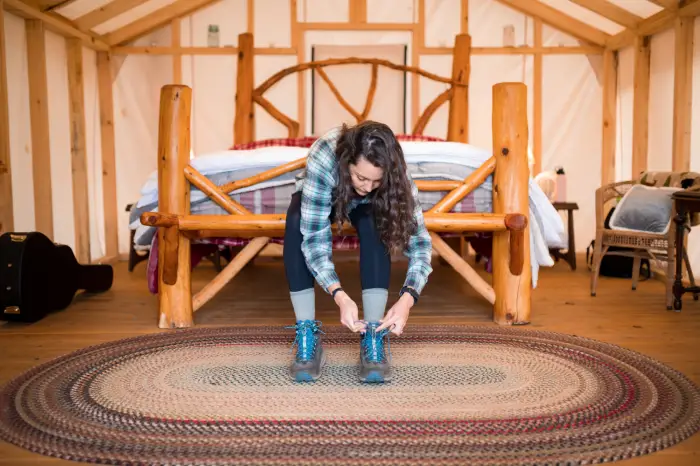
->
xmin=103 ymin=0 xmax=221 ymax=46
xmin=496 ymin=0 xmax=610 ymax=46
xmin=607 ymin=0 xmax=700 ymax=50
xmin=569 ymin=0 xmax=642 ymax=28
xmin=647 ymin=0 xmax=678 ymax=9
xmin=75 ymin=0 xmax=149 ymax=31
xmin=3 ymin=0 xmax=109 ymax=50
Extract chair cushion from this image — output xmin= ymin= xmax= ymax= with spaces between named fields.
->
xmin=609 ymin=184 xmax=681 ymax=235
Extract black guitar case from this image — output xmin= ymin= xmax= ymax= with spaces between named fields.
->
xmin=0 ymin=232 xmax=113 ymax=322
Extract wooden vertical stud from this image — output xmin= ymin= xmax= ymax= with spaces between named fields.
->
xmin=672 ymin=17 xmax=694 ymax=172
xmin=234 ymin=32 xmax=255 ymax=144
xmin=0 ymin=0 xmax=14 ymax=234
xmin=157 ymin=85 xmax=193 ymax=328
xmin=66 ymin=39 xmax=91 ymax=263
xmin=26 ymin=19 xmax=54 ymax=238
xmin=97 ymin=52 xmax=119 ymax=259
xmin=632 ymin=36 xmax=650 ymax=178
xmin=491 ymin=82 xmax=531 ymax=325
xmin=172 ymin=18 xmax=181 ymax=84
xmin=533 ymin=19 xmax=542 ymax=175
xmin=412 ymin=0 xmax=424 ymax=131
xmin=350 ymin=0 xmax=367 ymax=24
xmin=447 ymin=34 xmax=471 ymax=143
xmin=460 ymin=0 xmax=469 ymax=33
xmin=602 ymin=48 xmax=617 ymax=185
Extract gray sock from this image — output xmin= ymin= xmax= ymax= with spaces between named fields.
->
xmin=290 ymin=288 xmax=315 ymax=322
xmin=362 ymin=288 xmax=388 ymax=323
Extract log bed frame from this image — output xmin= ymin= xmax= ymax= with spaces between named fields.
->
xmin=140 ymin=33 xmax=532 ymax=329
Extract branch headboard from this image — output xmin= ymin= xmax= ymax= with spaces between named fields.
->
xmin=233 ymin=32 xmax=471 ymax=145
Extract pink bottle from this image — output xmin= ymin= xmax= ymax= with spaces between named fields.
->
xmin=555 ymin=167 xmax=566 ymax=203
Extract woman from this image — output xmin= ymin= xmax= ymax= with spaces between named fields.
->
xmin=283 ymin=121 xmax=433 ymax=383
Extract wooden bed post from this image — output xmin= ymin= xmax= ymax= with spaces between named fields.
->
xmin=447 ymin=34 xmax=470 ymax=143
xmin=157 ymin=85 xmax=193 ymax=328
xmin=492 ymin=82 xmax=531 ymax=325
xmin=234 ymin=32 xmax=255 ymax=144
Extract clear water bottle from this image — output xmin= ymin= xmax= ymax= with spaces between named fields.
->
xmin=207 ymin=25 xmax=220 ymax=47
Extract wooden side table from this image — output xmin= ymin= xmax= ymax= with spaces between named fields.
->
xmin=671 ymin=190 xmax=700 ymax=311
xmin=550 ymin=202 xmax=578 ymax=270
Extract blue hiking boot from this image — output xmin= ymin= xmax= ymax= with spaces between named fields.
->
xmin=359 ymin=322 xmax=392 ymax=383
xmin=286 ymin=320 xmax=326 ymax=382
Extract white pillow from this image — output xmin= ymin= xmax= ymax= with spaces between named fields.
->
xmin=609 ymin=184 xmax=681 ymax=235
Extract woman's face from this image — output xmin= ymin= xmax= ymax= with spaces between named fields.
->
xmin=349 ymin=157 xmax=383 ymax=196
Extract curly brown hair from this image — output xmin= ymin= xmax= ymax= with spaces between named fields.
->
xmin=333 ymin=121 xmax=417 ymax=253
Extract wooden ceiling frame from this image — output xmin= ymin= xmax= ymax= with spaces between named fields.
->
xmin=103 ymin=0 xmax=221 ymax=46
xmin=568 ymin=0 xmax=643 ymax=29
xmin=607 ymin=0 xmax=699 ymax=50
xmin=495 ymin=0 xmax=611 ymax=46
xmin=74 ymin=0 xmax=150 ymax=31
xmin=3 ymin=0 xmax=109 ymax=50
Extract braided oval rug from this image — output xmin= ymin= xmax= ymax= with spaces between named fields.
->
xmin=1 ymin=325 xmax=699 ymax=465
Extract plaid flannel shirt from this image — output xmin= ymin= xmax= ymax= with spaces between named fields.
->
xmin=295 ymin=127 xmax=433 ymax=295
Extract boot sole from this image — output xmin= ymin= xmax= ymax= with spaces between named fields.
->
xmin=360 ymin=369 xmax=392 ymax=383
xmin=290 ymin=350 xmax=327 ymax=382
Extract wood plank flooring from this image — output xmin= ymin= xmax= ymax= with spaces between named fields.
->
xmin=1 ymin=254 xmax=699 ymax=464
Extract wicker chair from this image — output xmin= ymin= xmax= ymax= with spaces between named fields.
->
xmin=590 ymin=171 xmax=700 ymax=309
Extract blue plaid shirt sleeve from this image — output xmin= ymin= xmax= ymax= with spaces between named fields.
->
xmin=299 ymin=136 xmax=340 ymax=293
xmin=403 ymin=174 xmax=433 ymax=294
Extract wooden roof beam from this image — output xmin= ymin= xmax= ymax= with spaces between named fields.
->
xmin=75 ymin=0 xmax=150 ymax=31
xmin=607 ymin=0 xmax=699 ymax=50
xmin=569 ymin=0 xmax=643 ymax=29
xmin=647 ymin=0 xmax=678 ymax=9
xmin=3 ymin=0 xmax=109 ymax=50
xmin=496 ymin=0 xmax=610 ymax=46
xmin=103 ymin=0 xmax=221 ymax=46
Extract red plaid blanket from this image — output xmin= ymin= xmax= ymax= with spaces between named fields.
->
xmin=230 ymin=134 xmax=445 ymax=150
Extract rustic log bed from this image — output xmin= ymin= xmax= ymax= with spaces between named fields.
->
xmin=139 ymin=33 xmax=532 ymax=329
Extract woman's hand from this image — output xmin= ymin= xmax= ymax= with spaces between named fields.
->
xmin=334 ymin=290 xmax=365 ymax=333
xmin=376 ymin=293 xmax=414 ymax=336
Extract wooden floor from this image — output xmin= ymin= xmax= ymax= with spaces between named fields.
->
xmin=1 ymin=253 xmax=699 ymax=464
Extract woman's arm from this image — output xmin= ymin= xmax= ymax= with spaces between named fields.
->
xmin=299 ymin=137 xmax=340 ymax=293
xmin=402 ymin=175 xmax=433 ymax=295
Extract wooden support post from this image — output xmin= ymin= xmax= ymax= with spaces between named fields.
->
xmin=533 ymin=19 xmax=542 ymax=175
xmin=97 ymin=52 xmax=119 ymax=258
xmin=26 ymin=19 xmax=53 ymax=238
xmin=66 ymin=39 xmax=91 ymax=263
xmin=632 ymin=36 xmax=650 ymax=178
xmin=447 ymin=34 xmax=471 ymax=142
xmin=0 ymin=0 xmax=14 ymax=234
xmin=157 ymin=85 xmax=193 ymax=328
xmin=492 ymin=82 xmax=531 ymax=325
xmin=234 ymin=32 xmax=254 ymax=144
xmin=602 ymin=48 xmax=617 ymax=185
xmin=672 ymin=17 xmax=694 ymax=171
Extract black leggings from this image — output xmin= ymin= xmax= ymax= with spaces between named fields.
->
xmin=283 ymin=191 xmax=390 ymax=292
